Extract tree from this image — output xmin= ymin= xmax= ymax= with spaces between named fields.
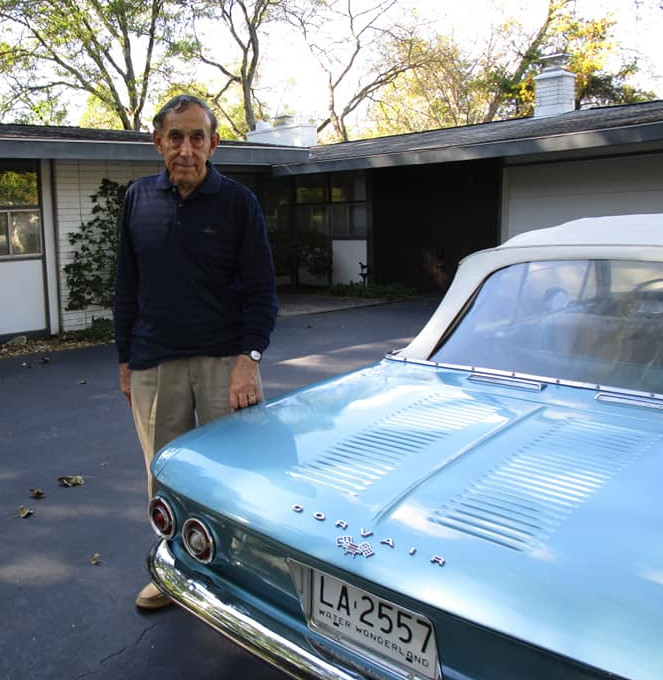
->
xmin=78 ymin=94 xmax=125 ymax=129
xmin=282 ymin=0 xmax=425 ymax=142
xmin=154 ymin=80 xmax=247 ymax=140
xmin=171 ymin=0 xmax=287 ymax=136
xmin=367 ymin=0 xmax=656 ymax=135
xmin=366 ymin=34 xmax=490 ymax=134
xmin=483 ymin=0 xmax=656 ymax=119
xmin=0 ymin=0 xmax=175 ymax=129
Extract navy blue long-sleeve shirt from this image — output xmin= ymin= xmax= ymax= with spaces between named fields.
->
xmin=114 ymin=164 xmax=278 ymax=370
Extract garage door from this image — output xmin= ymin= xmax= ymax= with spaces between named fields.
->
xmin=502 ymin=152 xmax=663 ymax=241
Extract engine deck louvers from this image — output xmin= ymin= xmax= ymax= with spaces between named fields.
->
xmin=430 ymin=418 xmax=652 ymax=551
xmin=289 ymin=393 xmax=498 ymax=495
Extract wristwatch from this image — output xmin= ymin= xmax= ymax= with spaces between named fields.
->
xmin=243 ymin=350 xmax=262 ymax=362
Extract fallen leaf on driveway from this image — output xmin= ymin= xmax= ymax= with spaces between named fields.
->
xmin=30 ymin=488 xmax=45 ymax=499
xmin=58 ymin=475 xmax=85 ymax=487
xmin=18 ymin=505 xmax=34 ymax=519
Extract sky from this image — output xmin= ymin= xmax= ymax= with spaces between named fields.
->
xmin=260 ymin=0 xmax=663 ymax=124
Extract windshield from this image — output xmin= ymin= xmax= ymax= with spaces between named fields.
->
xmin=430 ymin=259 xmax=663 ymax=394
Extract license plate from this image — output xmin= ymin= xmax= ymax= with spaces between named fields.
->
xmin=308 ymin=569 xmax=439 ymax=680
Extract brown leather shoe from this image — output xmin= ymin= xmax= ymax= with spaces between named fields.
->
xmin=135 ymin=582 xmax=172 ymax=610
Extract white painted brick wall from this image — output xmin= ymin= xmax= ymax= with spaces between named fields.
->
xmin=533 ymin=68 xmax=576 ymax=118
xmin=56 ymin=160 xmax=161 ymax=331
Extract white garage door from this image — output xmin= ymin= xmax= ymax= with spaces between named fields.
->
xmin=502 ymin=152 xmax=663 ymax=241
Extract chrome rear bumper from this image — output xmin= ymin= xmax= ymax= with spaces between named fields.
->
xmin=147 ymin=540 xmax=362 ymax=680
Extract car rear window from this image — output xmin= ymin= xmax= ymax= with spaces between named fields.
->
xmin=431 ymin=259 xmax=663 ymax=394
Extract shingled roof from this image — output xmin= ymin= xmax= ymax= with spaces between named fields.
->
xmin=1 ymin=99 xmax=662 ymax=172
xmin=275 ymin=99 xmax=663 ymax=174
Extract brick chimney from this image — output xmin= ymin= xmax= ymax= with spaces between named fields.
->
xmin=534 ymin=53 xmax=576 ymax=118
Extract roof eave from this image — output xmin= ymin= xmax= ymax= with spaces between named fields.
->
xmin=0 ymin=138 xmax=310 ymax=166
xmin=273 ymin=121 xmax=663 ymax=175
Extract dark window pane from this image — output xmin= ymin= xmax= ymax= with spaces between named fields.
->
xmin=331 ymin=173 xmax=366 ymax=202
xmin=351 ymin=205 xmax=367 ymax=236
xmin=0 ymin=171 xmax=38 ymax=207
xmin=10 ymin=210 xmax=41 ymax=254
xmin=261 ymin=176 xmax=291 ymax=208
xmin=296 ymin=175 xmax=327 ymax=204
xmin=261 ymin=176 xmax=292 ymax=231
xmin=330 ymin=204 xmax=367 ymax=237
xmin=330 ymin=205 xmax=349 ymax=236
xmin=0 ymin=213 xmax=8 ymax=255
xmin=275 ymin=204 xmax=292 ymax=231
xmin=224 ymin=172 xmax=258 ymax=193
xmin=295 ymin=205 xmax=329 ymax=234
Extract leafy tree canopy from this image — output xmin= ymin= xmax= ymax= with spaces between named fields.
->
xmin=0 ymin=0 xmax=178 ymax=129
xmin=0 ymin=0 xmax=657 ymax=139
xmin=367 ymin=0 xmax=657 ymax=134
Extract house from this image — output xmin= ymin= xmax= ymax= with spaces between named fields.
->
xmin=1 ymin=59 xmax=663 ymax=340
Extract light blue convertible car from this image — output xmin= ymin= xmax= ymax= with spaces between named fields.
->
xmin=148 ymin=215 xmax=663 ymax=680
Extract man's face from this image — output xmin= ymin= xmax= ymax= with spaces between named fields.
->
xmin=152 ymin=104 xmax=219 ymax=196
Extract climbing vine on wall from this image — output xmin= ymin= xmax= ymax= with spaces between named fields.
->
xmin=63 ymin=178 xmax=129 ymax=311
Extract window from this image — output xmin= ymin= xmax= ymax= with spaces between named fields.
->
xmin=0 ymin=166 xmax=41 ymax=258
xmin=259 ymin=176 xmax=292 ymax=231
xmin=295 ymin=205 xmax=329 ymax=234
xmin=331 ymin=173 xmax=366 ymax=202
xmin=330 ymin=204 xmax=367 ymax=237
xmin=296 ymin=175 xmax=327 ymax=204
xmin=235 ymin=171 xmax=368 ymax=240
xmin=431 ymin=259 xmax=663 ymax=394
xmin=293 ymin=172 xmax=367 ymax=238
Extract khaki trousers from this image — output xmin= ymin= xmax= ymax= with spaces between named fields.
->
xmin=130 ymin=355 xmax=258 ymax=498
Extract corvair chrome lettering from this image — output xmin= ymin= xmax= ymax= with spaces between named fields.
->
xmin=293 ymin=505 xmax=445 ymax=566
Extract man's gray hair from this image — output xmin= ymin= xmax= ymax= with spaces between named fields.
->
xmin=152 ymin=95 xmax=218 ymax=136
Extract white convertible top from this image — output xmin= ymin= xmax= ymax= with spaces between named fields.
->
xmin=503 ymin=213 xmax=663 ymax=248
xmin=403 ymin=214 xmax=663 ymax=359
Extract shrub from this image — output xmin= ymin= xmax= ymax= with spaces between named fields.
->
xmin=269 ymin=229 xmax=332 ymax=286
xmin=326 ymin=281 xmax=415 ymax=299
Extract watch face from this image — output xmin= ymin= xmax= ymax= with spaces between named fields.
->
xmin=248 ymin=350 xmax=262 ymax=362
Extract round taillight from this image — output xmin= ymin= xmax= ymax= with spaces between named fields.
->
xmin=149 ymin=497 xmax=175 ymax=539
xmin=182 ymin=518 xmax=215 ymax=564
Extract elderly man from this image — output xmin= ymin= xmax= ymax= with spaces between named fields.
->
xmin=114 ymin=94 xmax=278 ymax=609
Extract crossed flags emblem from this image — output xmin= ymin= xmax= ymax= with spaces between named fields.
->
xmin=336 ymin=535 xmax=375 ymax=558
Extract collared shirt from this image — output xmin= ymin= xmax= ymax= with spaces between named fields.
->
xmin=114 ymin=164 xmax=278 ymax=370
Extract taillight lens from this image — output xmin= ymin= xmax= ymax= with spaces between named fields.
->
xmin=149 ymin=497 xmax=175 ymax=539
xmin=182 ymin=518 xmax=215 ymax=564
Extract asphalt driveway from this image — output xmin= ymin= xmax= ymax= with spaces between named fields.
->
xmin=0 ymin=296 xmax=436 ymax=680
